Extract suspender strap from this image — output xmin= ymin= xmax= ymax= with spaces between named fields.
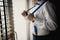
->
xmin=34 ymin=25 xmax=37 ymax=34
xmin=32 ymin=1 xmax=47 ymax=14
xmin=26 ymin=1 xmax=47 ymax=16
xmin=27 ymin=6 xmax=35 ymax=12
xmin=26 ymin=6 xmax=35 ymax=15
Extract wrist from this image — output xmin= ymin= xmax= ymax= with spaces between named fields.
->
xmin=32 ymin=18 xmax=35 ymax=22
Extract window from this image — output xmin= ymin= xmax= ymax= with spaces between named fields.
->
xmin=0 ymin=0 xmax=14 ymax=40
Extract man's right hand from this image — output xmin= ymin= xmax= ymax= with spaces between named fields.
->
xmin=21 ymin=10 xmax=27 ymax=17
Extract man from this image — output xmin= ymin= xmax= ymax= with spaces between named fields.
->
xmin=21 ymin=0 xmax=57 ymax=40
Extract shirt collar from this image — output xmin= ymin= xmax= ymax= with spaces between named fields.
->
xmin=35 ymin=1 xmax=45 ymax=5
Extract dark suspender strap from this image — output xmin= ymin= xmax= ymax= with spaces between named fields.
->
xmin=32 ymin=1 xmax=47 ymax=14
xmin=34 ymin=25 xmax=37 ymax=34
xmin=26 ymin=6 xmax=35 ymax=15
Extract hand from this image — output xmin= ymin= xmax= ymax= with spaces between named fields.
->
xmin=28 ymin=13 xmax=35 ymax=22
xmin=21 ymin=10 xmax=27 ymax=17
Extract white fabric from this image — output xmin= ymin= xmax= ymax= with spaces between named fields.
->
xmin=26 ymin=1 xmax=57 ymax=36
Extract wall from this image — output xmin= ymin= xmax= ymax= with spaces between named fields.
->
xmin=12 ymin=0 xmax=27 ymax=40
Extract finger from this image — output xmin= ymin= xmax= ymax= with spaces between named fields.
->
xmin=21 ymin=11 xmax=26 ymax=16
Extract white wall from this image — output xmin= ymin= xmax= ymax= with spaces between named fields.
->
xmin=12 ymin=0 xmax=27 ymax=40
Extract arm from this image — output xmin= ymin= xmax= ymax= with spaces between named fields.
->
xmin=43 ymin=2 xmax=57 ymax=31
xmin=21 ymin=10 xmax=27 ymax=17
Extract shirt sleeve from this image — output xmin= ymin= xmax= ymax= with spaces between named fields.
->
xmin=43 ymin=2 xmax=57 ymax=31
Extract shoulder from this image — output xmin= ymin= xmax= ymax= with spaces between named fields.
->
xmin=45 ymin=1 xmax=55 ymax=8
xmin=44 ymin=1 xmax=52 ymax=7
xmin=43 ymin=1 xmax=56 ymax=11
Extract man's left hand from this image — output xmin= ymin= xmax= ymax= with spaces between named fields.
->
xmin=28 ymin=13 xmax=34 ymax=22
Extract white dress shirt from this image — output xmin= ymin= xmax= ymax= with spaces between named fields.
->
xmin=26 ymin=1 xmax=57 ymax=36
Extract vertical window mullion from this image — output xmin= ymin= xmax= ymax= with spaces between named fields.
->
xmin=3 ymin=0 xmax=8 ymax=40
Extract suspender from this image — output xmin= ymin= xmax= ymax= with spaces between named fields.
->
xmin=26 ymin=5 xmax=35 ymax=15
xmin=26 ymin=1 xmax=47 ymax=16
xmin=32 ymin=1 xmax=47 ymax=14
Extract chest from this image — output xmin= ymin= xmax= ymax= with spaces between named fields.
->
xmin=29 ymin=5 xmax=44 ymax=17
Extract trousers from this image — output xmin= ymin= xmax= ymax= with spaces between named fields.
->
xmin=33 ymin=32 xmax=56 ymax=40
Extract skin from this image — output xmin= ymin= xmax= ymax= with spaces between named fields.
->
xmin=21 ymin=10 xmax=27 ymax=17
xmin=21 ymin=10 xmax=34 ymax=22
xmin=27 ymin=13 xmax=34 ymax=22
